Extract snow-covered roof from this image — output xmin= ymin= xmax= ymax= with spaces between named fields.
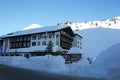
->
xmin=1 ymin=25 xmax=69 ymax=38
xmin=67 ymin=47 xmax=82 ymax=54
xmin=73 ymin=30 xmax=82 ymax=38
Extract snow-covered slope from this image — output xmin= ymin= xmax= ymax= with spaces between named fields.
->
xmin=58 ymin=16 xmax=120 ymax=30
xmin=78 ymin=28 xmax=120 ymax=60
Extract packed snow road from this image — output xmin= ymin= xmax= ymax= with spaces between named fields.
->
xmin=0 ymin=64 xmax=104 ymax=80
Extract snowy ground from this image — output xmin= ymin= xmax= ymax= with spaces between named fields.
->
xmin=0 ymin=55 xmax=106 ymax=79
xmin=0 ymin=45 xmax=120 ymax=80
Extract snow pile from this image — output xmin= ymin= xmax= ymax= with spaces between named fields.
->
xmin=0 ymin=55 xmax=106 ymax=79
xmin=95 ymin=43 xmax=120 ymax=80
xmin=67 ymin=47 xmax=82 ymax=54
xmin=95 ymin=43 xmax=120 ymax=67
xmin=52 ymin=45 xmax=63 ymax=52
xmin=0 ymin=55 xmax=66 ymax=73
xmin=79 ymin=28 xmax=120 ymax=60
xmin=23 ymin=24 xmax=42 ymax=30
xmin=64 ymin=63 xmax=106 ymax=78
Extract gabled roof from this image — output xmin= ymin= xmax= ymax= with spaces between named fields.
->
xmin=1 ymin=25 xmax=72 ymax=38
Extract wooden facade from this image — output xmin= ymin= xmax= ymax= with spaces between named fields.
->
xmin=9 ymin=35 xmax=31 ymax=49
xmin=60 ymin=27 xmax=74 ymax=50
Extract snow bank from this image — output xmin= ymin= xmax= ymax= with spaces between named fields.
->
xmin=52 ymin=45 xmax=63 ymax=52
xmin=67 ymin=47 xmax=82 ymax=54
xmin=95 ymin=43 xmax=120 ymax=80
xmin=95 ymin=43 xmax=120 ymax=68
xmin=79 ymin=28 xmax=120 ymax=60
xmin=0 ymin=55 xmax=105 ymax=79
xmin=0 ymin=55 xmax=66 ymax=73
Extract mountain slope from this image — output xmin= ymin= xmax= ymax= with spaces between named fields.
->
xmin=58 ymin=16 xmax=120 ymax=30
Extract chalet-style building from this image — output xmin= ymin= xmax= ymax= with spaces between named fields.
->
xmin=0 ymin=26 xmax=82 ymax=54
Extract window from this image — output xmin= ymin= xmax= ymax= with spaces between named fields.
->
xmin=64 ymin=43 xmax=66 ymax=47
xmin=61 ymin=37 xmax=65 ymax=42
xmin=42 ymin=41 xmax=46 ymax=45
xmin=61 ymin=42 xmax=64 ymax=48
xmin=80 ymin=42 xmax=82 ymax=45
xmin=9 ymin=36 xmax=30 ymax=49
xmin=32 ymin=35 xmax=37 ymax=40
xmin=23 ymin=42 xmax=27 ymax=47
xmin=77 ymin=40 xmax=79 ymax=44
xmin=48 ymin=41 xmax=53 ymax=47
xmin=10 ymin=44 xmax=13 ymax=48
xmin=38 ymin=34 xmax=41 ymax=39
xmin=37 ymin=41 xmax=40 ymax=46
xmin=13 ymin=43 xmax=15 ymax=48
xmin=24 ymin=36 xmax=27 ymax=41
xmin=17 ymin=37 xmax=20 ymax=42
xmin=27 ymin=42 xmax=30 ymax=47
xmin=13 ymin=38 xmax=16 ymax=42
xmin=20 ymin=37 xmax=22 ymax=41
xmin=16 ymin=43 xmax=19 ymax=48
xmin=32 ymin=42 xmax=36 ymax=46
xmin=41 ymin=33 xmax=47 ymax=38
xmin=0 ymin=40 xmax=3 ymax=45
xmin=9 ymin=38 xmax=13 ymax=42
xmin=66 ymin=44 xmax=68 ymax=48
xmin=56 ymin=34 xmax=59 ymax=38
xmin=19 ymin=42 xmax=22 ymax=47
xmin=49 ymin=33 xmax=52 ymax=39
xmin=27 ymin=36 xmax=30 ymax=41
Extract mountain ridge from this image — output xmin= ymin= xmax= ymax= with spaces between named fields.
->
xmin=57 ymin=16 xmax=120 ymax=30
